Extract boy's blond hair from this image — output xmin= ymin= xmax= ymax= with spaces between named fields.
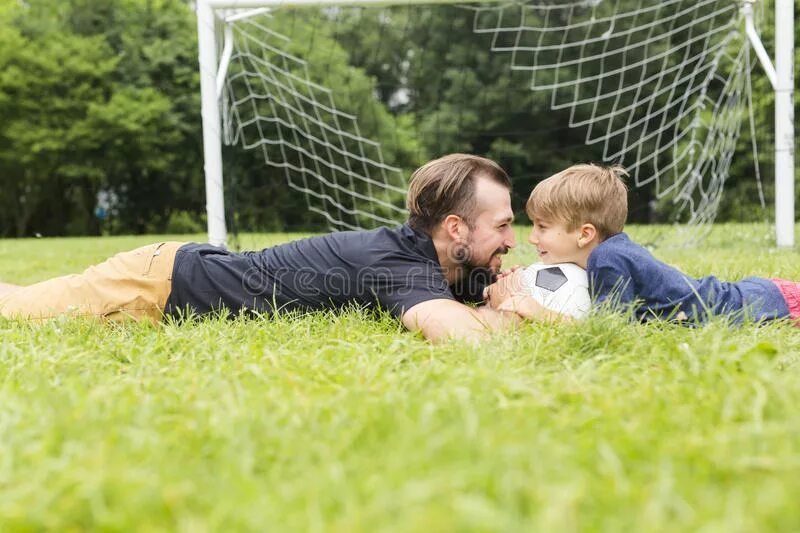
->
xmin=526 ymin=163 xmax=628 ymax=240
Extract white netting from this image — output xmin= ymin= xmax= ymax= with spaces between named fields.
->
xmin=221 ymin=11 xmax=408 ymax=231
xmin=217 ymin=1 xmax=763 ymax=233
xmin=468 ymin=0 xmax=756 ymax=227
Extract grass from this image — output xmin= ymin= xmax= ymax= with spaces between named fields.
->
xmin=1 ymin=223 xmax=800 ymax=531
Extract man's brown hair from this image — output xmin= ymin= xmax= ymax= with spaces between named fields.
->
xmin=406 ymin=153 xmax=511 ymax=234
xmin=526 ymin=163 xmax=628 ymax=240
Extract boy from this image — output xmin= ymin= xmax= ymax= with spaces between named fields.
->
xmin=485 ymin=163 xmax=800 ymax=325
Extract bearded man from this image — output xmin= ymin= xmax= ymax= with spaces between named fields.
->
xmin=0 ymin=154 xmax=521 ymax=342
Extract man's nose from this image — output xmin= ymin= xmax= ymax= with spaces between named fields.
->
xmin=505 ymin=229 xmax=516 ymax=249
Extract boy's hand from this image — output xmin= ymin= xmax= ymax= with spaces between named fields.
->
xmin=497 ymin=294 xmax=572 ymax=323
xmin=483 ymin=270 xmax=573 ymax=322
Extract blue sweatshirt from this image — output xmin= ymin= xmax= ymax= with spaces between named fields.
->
xmin=587 ymin=233 xmax=789 ymax=323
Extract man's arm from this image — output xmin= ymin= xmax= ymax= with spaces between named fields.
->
xmin=401 ymin=298 xmax=520 ymax=343
xmin=0 ymin=282 xmax=20 ymax=299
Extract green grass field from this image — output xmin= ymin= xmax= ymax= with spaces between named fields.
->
xmin=1 ymin=224 xmax=799 ymax=531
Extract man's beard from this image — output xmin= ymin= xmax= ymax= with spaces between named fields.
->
xmin=451 ymin=236 xmax=509 ymax=272
xmin=448 ymin=236 xmax=508 ymax=301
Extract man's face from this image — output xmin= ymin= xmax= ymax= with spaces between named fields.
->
xmin=527 ymin=215 xmax=582 ymax=265
xmin=461 ymin=176 xmax=516 ymax=273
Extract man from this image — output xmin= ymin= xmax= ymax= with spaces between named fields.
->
xmin=0 ymin=153 xmax=518 ymax=342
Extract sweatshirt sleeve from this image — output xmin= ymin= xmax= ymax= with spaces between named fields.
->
xmin=589 ymin=262 xmax=635 ymax=308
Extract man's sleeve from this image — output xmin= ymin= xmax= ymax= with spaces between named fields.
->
xmin=364 ymin=258 xmax=456 ymax=318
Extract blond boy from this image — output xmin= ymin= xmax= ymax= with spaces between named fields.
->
xmin=487 ymin=163 xmax=800 ymax=325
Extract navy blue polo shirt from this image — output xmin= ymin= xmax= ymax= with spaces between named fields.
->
xmin=164 ymin=224 xmax=492 ymax=319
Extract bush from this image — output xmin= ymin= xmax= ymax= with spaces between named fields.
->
xmin=165 ymin=210 xmax=204 ymax=234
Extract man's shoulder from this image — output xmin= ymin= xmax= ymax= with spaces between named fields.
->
xmin=261 ymin=224 xmax=440 ymax=274
xmin=326 ymin=224 xmax=439 ymax=263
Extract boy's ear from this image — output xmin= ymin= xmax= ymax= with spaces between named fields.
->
xmin=577 ymin=223 xmax=599 ymax=248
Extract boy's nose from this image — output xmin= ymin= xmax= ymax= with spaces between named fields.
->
xmin=528 ymin=230 xmax=538 ymax=244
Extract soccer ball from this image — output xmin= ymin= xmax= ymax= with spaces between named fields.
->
xmin=518 ymin=262 xmax=591 ymax=319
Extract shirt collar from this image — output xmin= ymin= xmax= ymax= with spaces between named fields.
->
xmin=399 ymin=223 xmax=440 ymax=264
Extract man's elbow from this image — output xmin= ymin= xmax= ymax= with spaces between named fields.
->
xmin=423 ymin=322 xmax=488 ymax=344
xmin=403 ymin=309 xmax=493 ymax=343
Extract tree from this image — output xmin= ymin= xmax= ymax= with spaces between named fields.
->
xmin=0 ymin=0 xmax=203 ymax=237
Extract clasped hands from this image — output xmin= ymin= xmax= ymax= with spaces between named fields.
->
xmin=483 ymin=266 xmax=570 ymax=322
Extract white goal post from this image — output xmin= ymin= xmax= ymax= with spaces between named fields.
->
xmin=196 ymin=0 xmax=794 ymax=248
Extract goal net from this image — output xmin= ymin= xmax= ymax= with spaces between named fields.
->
xmin=204 ymin=0 xmax=770 ymax=244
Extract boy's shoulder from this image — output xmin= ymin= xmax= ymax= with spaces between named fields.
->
xmin=588 ymin=232 xmax=652 ymax=269
xmin=592 ymin=232 xmax=638 ymax=255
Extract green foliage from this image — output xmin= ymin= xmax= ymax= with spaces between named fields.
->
xmin=0 ymin=1 xmax=793 ymax=236
xmin=222 ymin=10 xmax=418 ymax=231
xmin=331 ymin=5 xmax=628 ymax=215
xmin=0 ymin=0 xmax=202 ymax=237
xmin=165 ymin=210 xmax=205 ymax=234
xmin=719 ymin=0 xmax=800 ymax=222
xmin=1 ymin=226 xmax=800 ymax=529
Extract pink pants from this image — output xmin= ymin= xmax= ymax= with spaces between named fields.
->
xmin=771 ymin=278 xmax=800 ymax=324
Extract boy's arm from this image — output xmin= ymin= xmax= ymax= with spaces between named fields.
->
xmin=496 ymin=294 xmax=572 ymax=322
xmin=485 ymin=271 xmax=572 ymax=322
xmin=590 ymin=264 xmax=635 ymax=307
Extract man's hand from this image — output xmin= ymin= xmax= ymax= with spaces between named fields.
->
xmin=483 ymin=270 xmax=525 ymax=309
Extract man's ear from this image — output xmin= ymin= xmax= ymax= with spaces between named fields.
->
xmin=442 ymin=214 xmax=468 ymax=240
xmin=577 ymin=223 xmax=599 ymax=248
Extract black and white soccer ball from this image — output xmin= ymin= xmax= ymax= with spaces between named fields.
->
xmin=518 ymin=262 xmax=591 ymax=319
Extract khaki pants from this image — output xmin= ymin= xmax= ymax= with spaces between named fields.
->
xmin=0 ymin=242 xmax=186 ymax=324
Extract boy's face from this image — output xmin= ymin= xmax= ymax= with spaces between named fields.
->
xmin=527 ymin=216 xmax=585 ymax=266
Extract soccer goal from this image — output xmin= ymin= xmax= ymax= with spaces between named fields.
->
xmin=196 ymin=0 xmax=794 ymax=247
